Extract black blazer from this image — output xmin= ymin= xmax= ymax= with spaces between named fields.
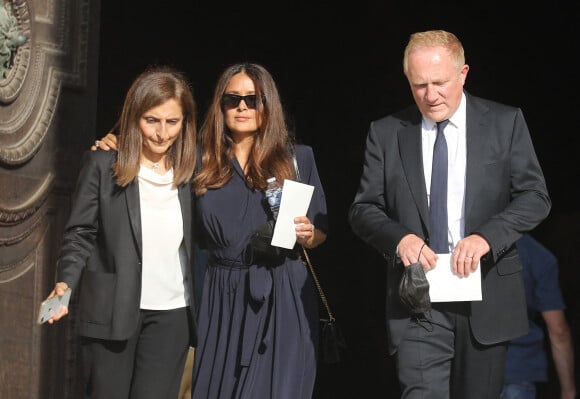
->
xmin=349 ymin=92 xmax=551 ymax=353
xmin=57 ymin=150 xmax=197 ymax=345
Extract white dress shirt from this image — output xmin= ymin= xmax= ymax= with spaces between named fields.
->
xmin=422 ymin=93 xmax=467 ymax=251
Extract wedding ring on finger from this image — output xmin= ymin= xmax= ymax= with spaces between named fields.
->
xmin=95 ymin=140 xmax=100 ymax=148
xmin=310 ymin=224 xmax=315 ymax=232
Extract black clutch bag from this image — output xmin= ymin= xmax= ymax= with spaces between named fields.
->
xmin=247 ymin=220 xmax=289 ymax=264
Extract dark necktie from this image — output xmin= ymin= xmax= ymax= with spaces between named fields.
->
xmin=429 ymin=120 xmax=449 ymax=253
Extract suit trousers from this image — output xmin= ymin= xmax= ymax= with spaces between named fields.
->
xmin=395 ymin=302 xmax=507 ymax=399
xmin=81 ymin=306 xmax=191 ymax=399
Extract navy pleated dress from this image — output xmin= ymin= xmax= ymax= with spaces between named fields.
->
xmin=191 ymin=145 xmax=328 ymax=399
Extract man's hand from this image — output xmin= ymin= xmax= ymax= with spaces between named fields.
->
xmin=397 ymin=234 xmax=437 ymax=270
xmin=451 ymin=234 xmax=490 ymax=277
xmin=91 ymin=132 xmax=118 ymax=151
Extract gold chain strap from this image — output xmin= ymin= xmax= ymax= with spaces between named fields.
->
xmin=301 ymin=245 xmax=334 ymax=323
xmin=293 ymin=153 xmax=334 ymax=323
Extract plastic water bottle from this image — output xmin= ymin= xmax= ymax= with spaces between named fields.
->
xmin=265 ymin=177 xmax=282 ymax=220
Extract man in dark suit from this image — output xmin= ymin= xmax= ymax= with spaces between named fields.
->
xmin=349 ymin=30 xmax=551 ymax=398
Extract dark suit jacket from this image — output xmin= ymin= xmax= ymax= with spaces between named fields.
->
xmin=349 ymin=92 xmax=551 ymax=354
xmin=57 ymin=150 xmax=197 ymax=345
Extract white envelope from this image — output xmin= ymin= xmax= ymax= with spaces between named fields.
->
xmin=425 ymin=254 xmax=482 ymax=302
xmin=270 ymin=179 xmax=314 ymax=249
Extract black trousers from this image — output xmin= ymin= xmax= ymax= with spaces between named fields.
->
xmin=395 ymin=302 xmax=507 ymax=399
xmin=81 ymin=307 xmax=191 ymax=399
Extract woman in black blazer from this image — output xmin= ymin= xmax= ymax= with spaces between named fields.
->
xmin=43 ymin=66 xmax=198 ymax=399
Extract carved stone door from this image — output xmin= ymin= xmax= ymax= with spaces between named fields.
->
xmin=0 ymin=0 xmax=100 ymax=397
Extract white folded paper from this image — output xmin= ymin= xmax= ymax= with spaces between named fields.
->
xmin=270 ymin=179 xmax=314 ymax=249
xmin=425 ymin=254 xmax=482 ymax=302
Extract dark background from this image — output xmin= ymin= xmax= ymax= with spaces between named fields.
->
xmin=97 ymin=1 xmax=579 ymax=397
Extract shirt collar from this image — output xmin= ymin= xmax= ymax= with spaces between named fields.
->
xmin=423 ymin=92 xmax=466 ymax=131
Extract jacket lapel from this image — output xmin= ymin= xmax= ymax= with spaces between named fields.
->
xmin=464 ymin=94 xmax=490 ymax=232
xmin=399 ymin=118 xmax=430 ymax=228
xmin=125 ymin=181 xmax=143 ymax=258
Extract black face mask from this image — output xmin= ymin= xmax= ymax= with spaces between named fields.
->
xmin=398 ymin=261 xmax=431 ymax=314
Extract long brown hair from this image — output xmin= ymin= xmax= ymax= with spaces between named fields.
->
xmin=113 ymin=66 xmax=197 ymax=187
xmin=193 ymin=63 xmax=294 ymax=196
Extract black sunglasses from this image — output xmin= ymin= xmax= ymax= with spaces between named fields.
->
xmin=221 ymin=94 xmax=264 ymax=110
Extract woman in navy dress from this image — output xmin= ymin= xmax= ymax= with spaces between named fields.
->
xmin=191 ymin=63 xmax=328 ymax=399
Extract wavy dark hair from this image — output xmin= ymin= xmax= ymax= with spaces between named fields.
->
xmin=193 ymin=63 xmax=295 ymax=196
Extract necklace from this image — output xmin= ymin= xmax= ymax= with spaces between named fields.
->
xmin=141 ymin=160 xmax=161 ymax=170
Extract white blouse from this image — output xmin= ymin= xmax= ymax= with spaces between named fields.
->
xmin=138 ymin=166 xmax=189 ymax=310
